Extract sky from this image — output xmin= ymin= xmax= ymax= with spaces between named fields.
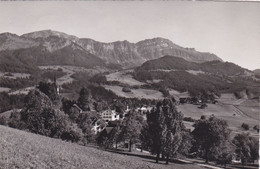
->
xmin=0 ymin=1 xmax=259 ymax=70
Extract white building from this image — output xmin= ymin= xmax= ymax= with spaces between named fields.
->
xmin=92 ymin=119 xmax=106 ymax=134
xmin=101 ymin=110 xmax=120 ymax=122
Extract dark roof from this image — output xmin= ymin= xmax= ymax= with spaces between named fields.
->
xmin=105 ymin=127 xmax=114 ymax=134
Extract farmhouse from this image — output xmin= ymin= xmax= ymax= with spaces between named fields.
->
xmin=101 ymin=110 xmax=120 ymax=122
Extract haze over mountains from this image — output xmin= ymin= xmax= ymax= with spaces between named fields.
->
xmin=0 ymin=30 xmax=222 ymax=71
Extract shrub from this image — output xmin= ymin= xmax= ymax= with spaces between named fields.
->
xmin=242 ymin=123 xmax=249 ymax=130
xmin=183 ymin=117 xmax=195 ymax=122
xmin=0 ymin=116 xmax=8 ymax=125
xmin=200 ymin=115 xmax=206 ymax=120
xmin=253 ymin=125 xmax=259 ymax=133
xmin=216 ymin=152 xmax=232 ymax=167
xmin=122 ymin=87 xmax=131 ymax=93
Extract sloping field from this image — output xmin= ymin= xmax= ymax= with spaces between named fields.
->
xmin=106 ymin=70 xmax=145 ymax=86
xmin=0 ymin=125 xmax=204 ymax=169
xmin=0 ymin=72 xmax=30 ymax=79
xmin=236 ymin=105 xmax=259 ymax=120
xmin=104 ymin=85 xmax=164 ymax=100
xmin=217 ymin=94 xmax=260 ymax=121
xmin=178 ymin=103 xmax=259 ymax=137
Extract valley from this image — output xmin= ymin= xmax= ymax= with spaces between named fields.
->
xmin=0 ymin=30 xmax=259 ymax=168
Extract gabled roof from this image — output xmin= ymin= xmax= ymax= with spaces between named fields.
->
xmin=105 ymin=127 xmax=114 ymax=134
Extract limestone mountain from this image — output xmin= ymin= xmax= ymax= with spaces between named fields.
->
xmin=0 ymin=30 xmax=223 ymax=69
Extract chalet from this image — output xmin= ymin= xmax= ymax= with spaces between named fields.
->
xmin=101 ymin=110 xmax=120 ymax=122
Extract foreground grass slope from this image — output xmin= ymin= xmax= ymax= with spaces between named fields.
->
xmin=0 ymin=125 xmax=203 ymax=169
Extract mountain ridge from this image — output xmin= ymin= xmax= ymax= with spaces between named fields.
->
xmin=0 ymin=30 xmax=223 ymax=68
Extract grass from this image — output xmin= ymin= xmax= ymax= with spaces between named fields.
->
xmin=106 ymin=70 xmax=145 ymax=86
xmin=178 ymin=103 xmax=259 ymax=137
xmin=0 ymin=125 xmax=204 ymax=169
xmin=0 ymin=72 xmax=30 ymax=79
xmin=103 ymin=85 xmax=164 ymax=100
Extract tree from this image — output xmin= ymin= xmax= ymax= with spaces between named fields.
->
xmin=118 ymin=110 xmax=144 ymax=152
xmin=177 ymin=129 xmax=193 ymax=156
xmin=62 ymin=98 xmax=77 ymax=114
xmin=216 ymin=151 xmax=232 ymax=168
xmin=241 ymin=123 xmax=249 ymax=130
xmin=192 ymin=116 xmax=230 ymax=163
xmin=77 ymin=87 xmax=91 ymax=111
xmin=18 ymin=90 xmax=83 ymax=143
xmin=96 ymin=123 xmax=121 ymax=148
xmin=146 ymin=102 xmax=165 ymax=163
xmin=232 ymin=133 xmax=259 ymax=165
xmin=160 ymin=99 xmax=184 ymax=164
xmin=145 ymin=99 xmax=185 ymax=164
xmin=37 ymin=82 xmax=59 ymax=102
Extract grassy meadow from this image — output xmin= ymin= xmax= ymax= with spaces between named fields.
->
xmin=0 ymin=125 xmax=204 ymax=169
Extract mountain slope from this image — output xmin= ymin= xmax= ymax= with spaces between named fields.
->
xmin=134 ymin=55 xmax=259 ymax=97
xmin=0 ymin=33 xmax=38 ymax=51
xmin=78 ymin=37 xmax=222 ymax=67
xmin=137 ymin=55 xmax=248 ymax=76
xmin=136 ymin=38 xmax=221 ymax=63
xmin=0 ymin=30 xmax=223 ymax=69
xmin=0 ymin=45 xmax=104 ymax=73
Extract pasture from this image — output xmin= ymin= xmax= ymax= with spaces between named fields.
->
xmin=0 ymin=125 xmax=203 ymax=169
xmin=106 ymin=70 xmax=145 ymax=86
xmin=103 ymin=85 xmax=164 ymax=100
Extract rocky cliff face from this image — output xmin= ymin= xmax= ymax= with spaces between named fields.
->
xmin=77 ymin=37 xmax=222 ymax=67
xmin=0 ymin=30 xmax=223 ymax=68
xmin=136 ymin=38 xmax=222 ymax=63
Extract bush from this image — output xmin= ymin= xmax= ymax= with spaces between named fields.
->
xmin=0 ymin=116 xmax=8 ymax=125
xmin=216 ymin=152 xmax=232 ymax=167
xmin=242 ymin=123 xmax=249 ymax=130
xmin=253 ymin=125 xmax=259 ymax=133
xmin=183 ymin=117 xmax=195 ymax=122
xmin=122 ymin=87 xmax=131 ymax=93
xmin=200 ymin=115 xmax=206 ymax=120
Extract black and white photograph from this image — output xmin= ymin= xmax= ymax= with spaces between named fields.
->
xmin=0 ymin=1 xmax=259 ymax=168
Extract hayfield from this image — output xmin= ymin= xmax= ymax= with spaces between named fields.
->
xmin=103 ymin=85 xmax=164 ymax=100
xmin=178 ymin=103 xmax=259 ymax=137
xmin=0 ymin=125 xmax=204 ymax=169
xmin=0 ymin=72 xmax=30 ymax=79
xmin=106 ymin=70 xmax=145 ymax=86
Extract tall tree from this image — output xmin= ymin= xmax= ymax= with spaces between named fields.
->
xmin=160 ymin=99 xmax=184 ymax=164
xmin=146 ymin=99 xmax=184 ymax=164
xmin=232 ymin=133 xmax=259 ymax=165
xmin=119 ymin=110 xmax=144 ymax=152
xmin=192 ymin=116 xmax=230 ymax=163
xmin=37 ymin=82 xmax=59 ymax=102
xmin=77 ymin=87 xmax=91 ymax=111
xmin=146 ymin=101 xmax=165 ymax=163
